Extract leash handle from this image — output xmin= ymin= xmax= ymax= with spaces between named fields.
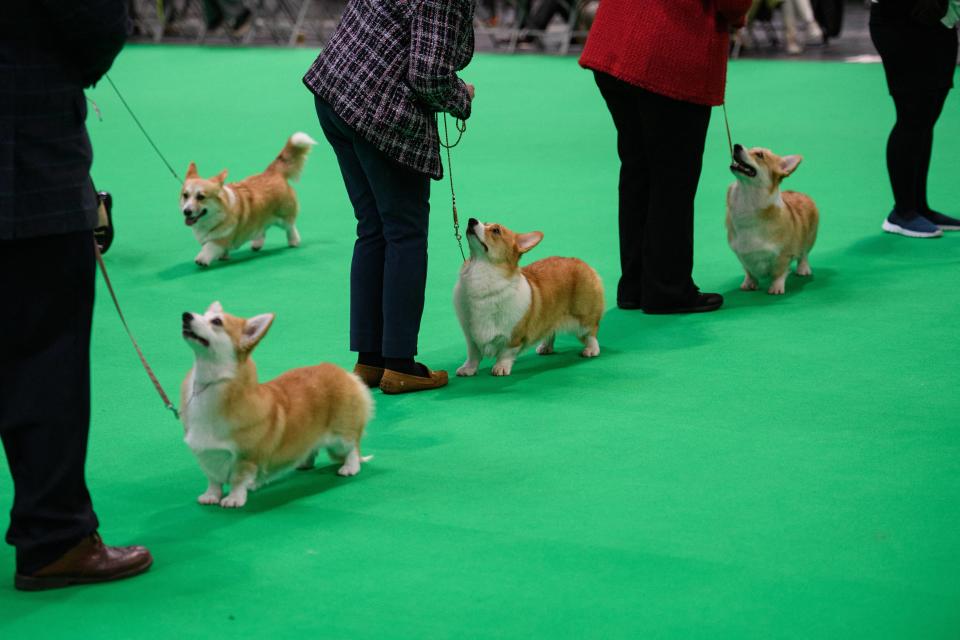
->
xmin=93 ymin=237 xmax=180 ymax=420
xmin=441 ymin=114 xmax=467 ymax=262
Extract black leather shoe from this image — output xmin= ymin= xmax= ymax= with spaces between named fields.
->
xmin=644 ymin=293 xmax=724 ymax=315
xmin=616 ymin=299 xmax=642 ymax=310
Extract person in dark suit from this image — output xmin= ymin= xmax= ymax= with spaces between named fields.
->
xmin=0 ymin=0 xmax=153 ymax=590
xmin=871 ymin=0 xmax=960 ymax=238
xmin=303 ymin=0 xmax=475 ymax=394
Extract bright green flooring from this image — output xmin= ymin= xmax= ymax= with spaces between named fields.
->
xmin=1 ymin=46 xmax=959 ymax=638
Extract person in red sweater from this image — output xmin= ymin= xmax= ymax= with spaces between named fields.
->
xmin=580 ymin=0 xmax=751 ymax=314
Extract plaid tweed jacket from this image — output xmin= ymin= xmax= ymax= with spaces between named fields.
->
xmin=0 ymin=1 xmax=127 ymax=239
xmin=303 ymin=0 xmax=474 ymax=179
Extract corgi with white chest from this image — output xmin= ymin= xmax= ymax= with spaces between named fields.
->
xmin=180 ymin=302 xmax=373 ymax=508
xmin=181 ymin=132 xmax=316 ymax=267
xmin=453 ymin=219 xmax=605 ymax=377
xmin=727 ymin=143 xmax=819 ymax=295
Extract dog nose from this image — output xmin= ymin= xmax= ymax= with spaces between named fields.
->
xmin=182 ymin=312 xmax=193 ymax=325
xmin=733 ymin=144 xmax=743 ymax=153
xmin=183 ymin=208 xmax=193 ymax=216
xmin=467 ymin=218 xmax=478 ymax=228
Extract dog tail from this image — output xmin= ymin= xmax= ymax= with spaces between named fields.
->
xmin=269 ymin=132 xmax=317 ymax=181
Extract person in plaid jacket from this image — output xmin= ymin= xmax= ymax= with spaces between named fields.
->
xmin=304 ymin=0 xmax=474 ymax=394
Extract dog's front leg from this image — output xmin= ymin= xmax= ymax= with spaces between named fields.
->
xmin=220 ymin=461 xmax=258 ymax=508
xmin=491 ymin=347 xmax=520 ymax=377
xmin=197 ymin=479 xmax=223 ymax=505
xmin=456 ymin=338 xmax=482 ymax=377
xmin=195 ymin=242 xmax=226 ymax=267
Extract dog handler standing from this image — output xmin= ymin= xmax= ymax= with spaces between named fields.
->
xmin=0 ymin=1 xmax=153 ymax=590
xmin=304 ymin=0 xmax=474 ymax=394
xmin=580 ymin=0 xmax=752 ymax=314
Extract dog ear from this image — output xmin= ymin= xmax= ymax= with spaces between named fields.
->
xmin=213 ymin=169 xmax=228 ymax=185
xmin=207 ymin=301 xmax=223 ymax=314
xmin=240 ymin=313 xmax=275 ymax=351
xmin=517 ymin=231 xmax=544 ymax=254
xmin=186 ymin=161 xmax=199 ymax=179
xmin=779 ymin=155 xmax=802 ymax=177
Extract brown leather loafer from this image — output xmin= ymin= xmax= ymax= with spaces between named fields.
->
xmin=14 ymin=533 xmax=153 ymax=591
xmin=353 ymin=363 xmax=385 ymax=388
xmin=379 ymin=367 xmax=448 ymax=394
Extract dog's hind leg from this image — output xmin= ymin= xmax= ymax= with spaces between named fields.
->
xmin=280 ymin=220 xmax=301 ymax=248
xmin=796 ymin=254 xmax=812 ymax=277
xmin=337 ymin=445 xmax=367 ymax=477
xmin=251 ymin=232 xmax=266 ymax=252
xmin=296 ymin=449 xmax=318 ymax=471
xmin=536 ymin=334 xmax=556 ymax=355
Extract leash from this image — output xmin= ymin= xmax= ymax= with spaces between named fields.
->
xmin=93 ymin=237 xmax=181 ymax=420
xmin=722 ymin=102 xmax=735 ymax=158
xmin=440 ymin=113 xmax=467 ymax=262
xmin=104 ymin=74 xmax=182 ymax=184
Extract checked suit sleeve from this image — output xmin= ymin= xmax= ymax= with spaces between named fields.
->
xmin=36 ymin=0 xmax=128 ymax=88
xmin=407 ymin=0 xmax=473 ymax=120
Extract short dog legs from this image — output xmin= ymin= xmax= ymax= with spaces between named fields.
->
xmin=251 ymin=232 xmax=266 ymax=251
xmin=456 ymin=339 xmax=481 ymax=377
xmin=536 ymin=334 xmax=555 ymax=355
xmin=195 ymin=242 xmax=226 ymax=267
xmin=492 ymin=347 xmax=520 ymax=376
xmin=220 ymin=461 xmax=257 ymax=508
xmin=796 ymin=254 xmax=812 ymax=277
xmin=740 ymin=271 xmax=759 ymax=291
xmin=197 ymin=479 xmax=223 ymax=505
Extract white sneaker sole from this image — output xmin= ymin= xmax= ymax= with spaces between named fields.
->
xmin=937 ymin=224 xmax=960 ymax=231
xmin=882 ymin=220 xmax=943 ymax=238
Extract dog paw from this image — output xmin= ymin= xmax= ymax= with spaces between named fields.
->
xmin=581 ymin=345 xmax=600 ymax=358
xmin=491 ymin=363 xmax=513 ymax=376
xmin=740 ymin=278 xmax=758 ymax=291
xmin=456 ymin=363 xmax=478 ymax=377
xmin=767 ymin=284 xmax=786 ymax=295
xmin=536 ymin=343 xmax=554 ymax=355
xmin=219 ymin=494 xmax=247 ymax=508
xmin=197 ymin=492 xmax=221 ymax=505
xmin=337 ymin=462 xmax=360 ymax=477
xmin=194 ymin=258 xmax=210 ymax=268
xmin=796 ymin=265 xmax=812 ymax=277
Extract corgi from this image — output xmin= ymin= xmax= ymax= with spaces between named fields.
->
xmin=180 ymin=302 xmax=373 ymax=508
xmin=727 ymin=144 xmax=819 ymax=295
xmin=453 ymin=218 xmax=605 ymax=377
xmin=181 ymin=132 xmax=317 ymax=267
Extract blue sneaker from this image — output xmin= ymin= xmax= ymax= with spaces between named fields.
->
xmin=882 ymin=210 xmax=943 ymax=238
xmin=922 ymin=210 xmax=960 ymax=231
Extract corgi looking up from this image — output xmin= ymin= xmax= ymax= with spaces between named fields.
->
xmin=180 ymin=302 xmax=372 ymax=508
xmin=727 ymin=144 xmax=819 ymax=295
xmin=453 ymin=219 xmax=605 ymax=377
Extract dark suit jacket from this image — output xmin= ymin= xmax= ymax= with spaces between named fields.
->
xmin=303 ymin=0 xmax=474 ymax=180
xmin=0 ymin=1 xmax=127 ymax=239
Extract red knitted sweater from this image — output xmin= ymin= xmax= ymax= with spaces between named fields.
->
xmin=579 ymin=0 xmax=752 ymax=107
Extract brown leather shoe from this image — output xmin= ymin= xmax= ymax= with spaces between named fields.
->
xmin=379 ymin=367 xmax=448 ymax=394
xmin=353 ymin=363 xmax=385 ymax=388
xmin=14 ymin=533 xmax=153 ymax=591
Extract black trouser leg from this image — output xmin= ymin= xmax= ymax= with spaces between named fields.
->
xmin=886 ymin=90 xmax=948 ymax=216
xmin=0 ymin=231 xmax=99 ymax=574
xmin=595 ymin=72 xmax=711 ymax=309
xmin=315 ymin=97 xmax=431 ymax=359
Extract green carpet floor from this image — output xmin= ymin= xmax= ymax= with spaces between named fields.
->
xmin=1 ymin=46 xmax=958 ymax=639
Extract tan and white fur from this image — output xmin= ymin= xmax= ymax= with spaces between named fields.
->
xmin=453 ymin=219 xmax=605 ymax=377
xmin=180 ymin=302 xmax=373 ymax=508
xmin=181 ymin=132 xmax=316 ymax=267
xmin=727 ymin=144 xmax=819 ymax=295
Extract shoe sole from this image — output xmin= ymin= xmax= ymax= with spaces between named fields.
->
xmin=937 ymin=225 xmax=960 ymax=231
xmin=882 ymin=220 xmax=943 ymax=238
xmin=643 ymin=303 xmax=722 ymax=315
xmin=15 ymin=557 xmax=153 ymax=591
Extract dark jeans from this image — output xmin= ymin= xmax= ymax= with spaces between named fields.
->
xmin=594 ymin=72 xmax=711 ymax=309
xmin=315 ymin=96 xmax=431 ymax=359
xmin=0 ymin=231 xmax=99 ymax=574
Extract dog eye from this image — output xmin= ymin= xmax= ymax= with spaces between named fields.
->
xmin=182 ymin=192 xmax=188 ymax=199
xmin=211 ymin=317 xmax=223 ymax=326
xmin=491 ymin=228 xmax=500 ymax=235
xmin=197 ymin=194 xmax=206 ymax=201
xmin=756 ymin=151 xmax=764 ymax=159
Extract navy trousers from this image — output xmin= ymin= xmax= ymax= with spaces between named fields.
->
xmin=315 ymin=96 xmax=431 ymax=359
xmin=0 ymin=231 xmax=100 ymax=573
